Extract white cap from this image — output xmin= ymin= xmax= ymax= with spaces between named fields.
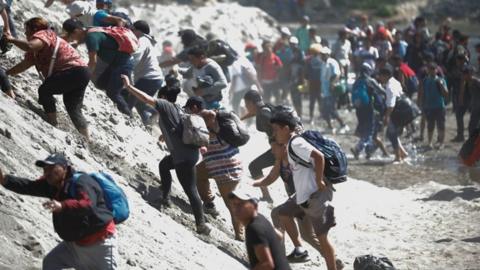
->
xmin=280 ymin=26 xmax=291 ymax=36
xmin=289 ymin=36 xmax=299 ymax=45
xmin=228 ymin=184 xmax=259 ymax=204
xmin=66 ymin=1 xmax=94 ymax=17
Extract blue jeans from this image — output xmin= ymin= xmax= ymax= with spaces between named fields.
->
xmin=127 ymin=78 xmax=163 ymax=124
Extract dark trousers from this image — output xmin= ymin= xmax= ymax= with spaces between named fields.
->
xmin=309 ymin=80 xmax=321 ymax=120
xmin=6 ymin=5 xmax=17 ymax=38
xmin=97 ymin=59 xmax=134 ymax=116
xmin=0 ymin=68 xmax=11 ymax=93
xmin=248 ymin=148 xmax=275 ymax=179
xmin=159 ymin=155 xmax=205 ymax=226
xmin=127 ymin=78 xmax=162 ymax=124
xmin=454 ymin=105 xmax=468 ymax=138
xmin=38 ymin=66 xmax=90 ymax=130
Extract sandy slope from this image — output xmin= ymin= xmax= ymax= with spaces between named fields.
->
xmin=0 ymin=1 xmax=479 ymax=270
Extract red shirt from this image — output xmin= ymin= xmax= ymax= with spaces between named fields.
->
xmin=25 ymin=30 xmax=86 ymax=77
xmin=256 ymin=52 xmax=283 ymax=81
xmin=400 ymin=62 xmax=416 ymax=78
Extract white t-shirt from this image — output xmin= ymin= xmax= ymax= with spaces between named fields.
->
xmin=229 ymin=56 xmax=257 ymax=93
xmin=385 ymin=77 xmax=403 ymax=108
xmin=333 ymin=39 xmax=351 ymax=66
xmin=288 ymin=136 xmax=319 ymax=204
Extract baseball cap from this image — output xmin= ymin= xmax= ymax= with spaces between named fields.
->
xmin=35 ymin=153 xmax=69 ymax=168
xmin=65 ymin=1 xmax=92 ymax=17
xmin=289 ymin=36 xmax=299 ymax=45
xmin=62 ymin=18 xmax=85 ymax=34
xmin=184 ymin=96 xmax=206 ymax=110
xmin=228 ymin=184 xmax=259 ymax=205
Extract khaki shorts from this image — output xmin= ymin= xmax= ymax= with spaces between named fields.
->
xmin=278 ymin=188 xmax=335 ymax=235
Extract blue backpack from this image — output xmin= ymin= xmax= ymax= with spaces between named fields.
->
xmin=288 ymin=130 xmax=348 ymax=184
xmin=70 ymin=172 xmax=130 ymax=224
xmin=351 ymin=78 xmax=371 ymax=108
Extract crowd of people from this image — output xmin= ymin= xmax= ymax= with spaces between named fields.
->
xmin=0 ymin=0 xmax=479 ymax=269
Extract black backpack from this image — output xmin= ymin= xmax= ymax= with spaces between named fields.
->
xmin=207 ymin=39 xmax=239 ymax=67
xmin=109 ymin=11 xmax=133 ymax=27
xmin=390 ymin=95 xmax=421 ymax=127
xmin=288 ymin=130 xmax=347 ymax=184
xmin=216 ymin=110 xmax=250 ymax=147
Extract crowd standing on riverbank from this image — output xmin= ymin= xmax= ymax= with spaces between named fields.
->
xmin=0 ymin=0 xmax=479 ymax=269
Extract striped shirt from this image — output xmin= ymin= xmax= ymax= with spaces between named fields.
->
xmin=203 ymin=135 xmax=243 ymax=184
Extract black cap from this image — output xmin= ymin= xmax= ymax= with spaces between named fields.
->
xmin=35 ymin=153 xmax=69 ymax=168
xmin=133 ymin=20 xmax=150 ymax=35
xmin=184 ymin=96 xmax=206 ymax=110
xmin=243 ymin=89 xmax=263 ymax=104
xmin=62 ymin=18 xmax=84 ymax=34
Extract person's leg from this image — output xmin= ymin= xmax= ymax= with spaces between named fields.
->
xmin=62 ymin=67 xmax=90 ymax=138
xmin=196 ymin=161 xmax=214 ymax=204
xmin=43 ymin=241 xmax=78 ymax=270
xmin=309 ymin=83 xmax=317 ymax=121
xmin=248 ymin=148 xmax=275 ymax=201
xmin=38 ymin=72 xmax=72 ymax=127
xmin=159 ymin=155 xmax=174 ymax=201
xmin=174 ymin=161 xmax=206 ymax=228
xmin=454 ymin=103 xmax=467 ymax=140
xmin=425 ymin=110 xmax=435 ymax=146
xmin=130 ymin=78 xmax=163 ymax=123
xmin=291 ymin=84 xmax=303 ymax=118
xmin=297 ymin=215 xmax=322 ymax=252
xmin=107 ymin=61 xmax=134 ymax=116
xmin=321 ymin=97 xmax=333 ymax=128
xmin=386 ymin=122 xmax=401 ymax=161
xmin=437 ymin=108 xmax=446 ymax=145
xmin=468 ymin=108 xmax=480 ymax=138
xmin=217 ymin=181 xmax=243 ymax=240
xmin=6 ymin=5 xmax=17 ymax=38
xmin=73 ymin=235 xmax=118 ymax=270
xmin=0 ymin=68 xmax=14 ymax=98
xmin=262 ymin=82 xmax=272 ymax=104
xmin=317 ymin=233 xmax=337 ymax=270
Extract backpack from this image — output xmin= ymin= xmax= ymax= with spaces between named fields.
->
xmin=404 ymin=75 xmax=419 ymax=97
xmin=216 ymin=110 xmax=250 ymax=147
xmin=288 ymin=130 xmax=348 ymax=184
xmin=390 ymin=95 xmax=421 ymax=127
xmin=181 ymin=113 xmax=210 ymax=147
xmin=351 ymin=78 xmax=370 ymax=108
xmin=207 ymin=39 xmax=239 ymax=67
xmin=332 ymin=79 xmax=348 ymax=97
xmin=88 ymin=27 xmax=139 ymax=54
xmin=70 ymin=172 xmax=130 ymax=224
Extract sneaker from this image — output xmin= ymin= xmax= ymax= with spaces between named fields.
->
xmin=196 ymin=223 xmax=212 ymax=235
xmin=287 ymin=249 xmax=310 ymax=263
xmin=203 ymin=202 xmax=219 ymax=217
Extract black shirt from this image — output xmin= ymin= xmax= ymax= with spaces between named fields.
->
xmin=245 ymin=214 xmax=291 ymax=270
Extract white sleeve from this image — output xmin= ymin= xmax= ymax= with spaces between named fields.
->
xmin=385 ymin=83 xmax=396 ymax=108
xmin=290 ymin=137 xmax=315 ymax=163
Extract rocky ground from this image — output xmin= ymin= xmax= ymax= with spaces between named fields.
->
xmin=0 ymin=1 xmax=479 ymax=270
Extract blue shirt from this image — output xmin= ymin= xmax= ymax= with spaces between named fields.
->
xmin=93 ymin=10 xmax=110 ymax=27
xmin=423 ymin=76 xmax=446 ymax=109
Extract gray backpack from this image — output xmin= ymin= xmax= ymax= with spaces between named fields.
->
xmin=181 ymin=113 xmax=210 ymax=147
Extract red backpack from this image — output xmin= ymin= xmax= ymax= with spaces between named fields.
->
xmin=88 ymin=27 xmax=139 ymax=54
